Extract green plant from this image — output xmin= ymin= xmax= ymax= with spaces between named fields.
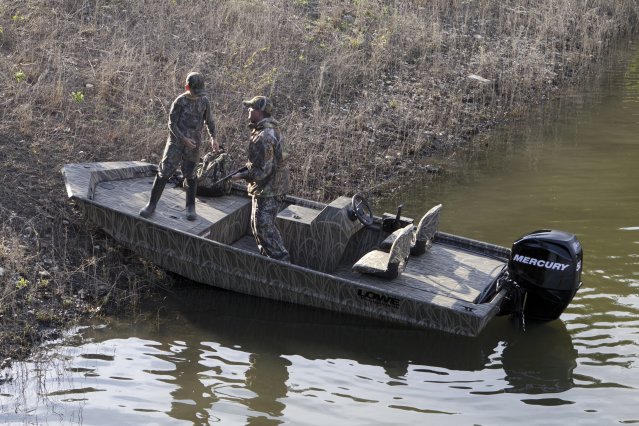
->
xmin=374 ymin=33 xmax=388 ymax=48
xmin=12 ymin=12 xmax=26 ymax=23
xmin=349 ymin=35 xmax=364 ymax=49
xmin=16 ymin=277 xmax=29 ymax=290
xmin=71 ymin=91 xmax=84 ymax=103
xmin=36 ymin=311 xmax=53 ymax=323
xmin=15 ymin=70 xmax=26 ymax=83
xmin=244 ymin=47 xmax=269 ymax=69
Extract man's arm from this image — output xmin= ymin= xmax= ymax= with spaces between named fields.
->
xmin=204 ymin=98 xmax=218 ymax=150
xmin=167 ymin=97 xmax=187 ymax=143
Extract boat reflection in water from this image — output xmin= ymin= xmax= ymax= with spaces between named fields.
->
xmin=73 ymin=282 xmax=577 ymax=423
xmin=501 ymin=321 xmax=577 ymax=396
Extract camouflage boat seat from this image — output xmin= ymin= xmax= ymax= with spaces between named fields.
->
xmin=352 ymin=224 xmax=414 ymax=279
xmin=379 ymin=204 xmax=442 ymax=256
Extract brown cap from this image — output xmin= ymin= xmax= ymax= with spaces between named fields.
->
xmin=242 ymin=96 xmax=272 ymax=114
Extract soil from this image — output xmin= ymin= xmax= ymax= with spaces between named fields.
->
xmin=0 ymin=126 xmax=174 ymax=365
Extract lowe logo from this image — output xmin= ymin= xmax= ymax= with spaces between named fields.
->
xmin=513 ymin=254 xmax=570 ymax=271
xmin=357 ymin=289 xmax=400 ymax=308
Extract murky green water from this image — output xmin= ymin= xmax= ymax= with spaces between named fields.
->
xmin=2 ymin=44 xmax=639 ymax=425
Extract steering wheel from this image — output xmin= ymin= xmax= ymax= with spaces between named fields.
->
xmin=351 ymin=193 xmax=374 ymax=227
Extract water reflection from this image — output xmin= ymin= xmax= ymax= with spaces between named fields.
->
xmin=157 ymin=342 xmax=289 ymax=425
xmin=160 ymin=340 xmax=221 ymax=424
xmin=501 ymin=322 xmax=577 ymax=395
xmin=0 ymin=278 xmax=585 ymax=425
xmin=624 ymin=47 xmax=639 ymax=103
xmin=51 ymin=283 xmax=578 ymax=422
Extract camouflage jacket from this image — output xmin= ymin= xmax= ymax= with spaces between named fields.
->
xmin=167 ymin=92 xmax=216 ymax=161
xmin=245 ymin=117 xmax=289 ymax=197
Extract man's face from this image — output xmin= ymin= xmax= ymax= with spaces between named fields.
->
xmin=248 ymin=107 xmax=262 ymax=123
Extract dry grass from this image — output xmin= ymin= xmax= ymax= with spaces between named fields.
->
xmin=0 ymin=0 xmax=637 ymax=360
xmin=3 ymin=1 xmax=637 ymax=195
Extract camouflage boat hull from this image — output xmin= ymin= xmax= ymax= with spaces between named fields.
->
xmin=63 ymin=162 xmax=510 ymax=337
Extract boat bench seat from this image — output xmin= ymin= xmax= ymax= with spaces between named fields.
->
xmin=352 ymin=224 xmax=414 ymax=279
xmin=379 ymin=204 xmax=442 ymax=256
xmin=277 ymin=203 xmax=322 ymax=226
xmin=201 ymin=196 xmax=252 ymax=244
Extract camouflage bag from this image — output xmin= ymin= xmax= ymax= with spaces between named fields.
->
xmin=190 ymin=151 xmax=233 ymax=196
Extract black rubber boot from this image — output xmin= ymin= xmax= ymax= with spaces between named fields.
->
xmin=139 ymin=175 xmax=167 ymax=218
xmin=185 ymin=178 xmax=197 ymax=221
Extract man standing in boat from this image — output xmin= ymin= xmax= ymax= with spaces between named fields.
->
xmin=140 ymin=71 xmax=217 ymax=221
xmin=231 ymin=96 xmax=290 ymax=263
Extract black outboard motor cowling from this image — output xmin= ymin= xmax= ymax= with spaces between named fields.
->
xmin=508 ymin=230 xmax=582 ymax=321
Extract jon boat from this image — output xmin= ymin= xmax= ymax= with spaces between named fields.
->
xmin=62 ymin=161 xmax=583 ymax=337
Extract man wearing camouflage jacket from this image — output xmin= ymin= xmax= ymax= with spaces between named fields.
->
xmin=140 ymin=71 xmax=217 ymax=221
xmin=232 ymin=96 xmax=290 ymax=262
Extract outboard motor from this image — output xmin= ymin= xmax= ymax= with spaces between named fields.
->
xmin=507 ymin=229 xmax=582 ymax=321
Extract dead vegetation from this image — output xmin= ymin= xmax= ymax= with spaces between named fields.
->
xmin=0 ymin=0 xmax=637 ymax=361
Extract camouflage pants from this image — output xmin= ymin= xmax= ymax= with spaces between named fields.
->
xmin=251 ymin=195 xmax=290 ymax=262
xmin=158 ymin=141 xmax=198 ymax=180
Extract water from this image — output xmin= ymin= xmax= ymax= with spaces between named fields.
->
xmin=2 ymin=44 xmax=639 ymax=425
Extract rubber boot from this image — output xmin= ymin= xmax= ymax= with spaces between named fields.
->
xmin=185 ymin=178 xmax=197 ymax=221
xmin=139 ymin=175 xmax=167 ymax=218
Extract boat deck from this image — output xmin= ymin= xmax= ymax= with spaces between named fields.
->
xmin=337 ymin=244 xmax=505 ymax=303
xmin=232 ymin=234 xmax=505 ymax=304
xmin=70 ymin=163 xmax=253 ymax=237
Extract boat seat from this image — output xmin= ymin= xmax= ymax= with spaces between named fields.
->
xmin=379 ymin=204 xmax=442 ymax=256
xmin=352 ymin=224 xmax=414 ymax=279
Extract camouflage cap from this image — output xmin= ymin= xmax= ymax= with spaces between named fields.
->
xmin=186 ymin=72 xmax=205 ymax=95
xmin=242 ymin=96 xmax=273 ymax=114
